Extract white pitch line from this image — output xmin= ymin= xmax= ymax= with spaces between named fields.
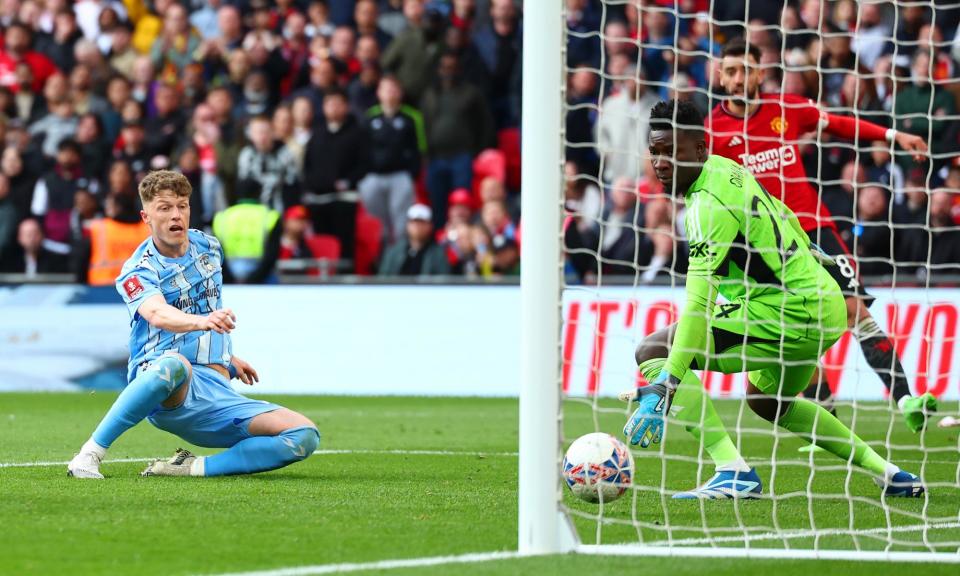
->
xmin=653 ymin=520 xmax=960 ymax=547
xmin=198 ymin=550 xmax=521 ymax=576
xmin=0 ymin=449 xmax=519 ymax=469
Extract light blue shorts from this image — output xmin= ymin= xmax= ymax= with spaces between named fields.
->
xmin=147 ymin=364 xmax=280 ymax=448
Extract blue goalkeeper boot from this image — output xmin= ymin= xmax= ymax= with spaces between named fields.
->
xmin=673 ymin=468 xmax=763 ymax=500
xmin=875 ymin=470 xmax=925 ymax=498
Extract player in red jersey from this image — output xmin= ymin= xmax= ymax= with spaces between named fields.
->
xmin=708 ymin=38 xmax=937 ymax=434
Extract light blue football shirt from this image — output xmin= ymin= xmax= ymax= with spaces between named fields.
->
xmin=116 ymin=229 xmax=232 ymax=382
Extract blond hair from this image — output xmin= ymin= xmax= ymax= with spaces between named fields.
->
xmin=138 ymin=170 xmax=192 ymax=205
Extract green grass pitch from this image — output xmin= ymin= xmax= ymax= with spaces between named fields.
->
xmin=1 ymin=393 xmax=958 ymax=575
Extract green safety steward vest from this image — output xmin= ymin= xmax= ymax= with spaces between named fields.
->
xmin=213 ymin=203 xmax=280 ymax=259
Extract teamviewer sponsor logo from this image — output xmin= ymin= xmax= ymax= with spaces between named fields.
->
xmin=738 ymin=145 xmax=797 ymax=174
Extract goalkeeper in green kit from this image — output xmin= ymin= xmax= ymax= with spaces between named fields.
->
xmin=622 ymin=100 xmax=923 ymax=499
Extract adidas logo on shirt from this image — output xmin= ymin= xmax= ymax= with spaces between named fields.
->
xmin=728 ymin=136 xmax=743 ymax=147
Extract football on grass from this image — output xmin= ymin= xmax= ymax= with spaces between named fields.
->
xmin=562 ymin=432 xmax=634 ymax=503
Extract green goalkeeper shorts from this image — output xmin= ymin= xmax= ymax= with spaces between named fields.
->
xmin=697 ymin=289 xmax=847 ymax=398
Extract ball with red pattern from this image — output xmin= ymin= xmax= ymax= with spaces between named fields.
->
xmin=562 ymin=432 xmax=634 ymax=503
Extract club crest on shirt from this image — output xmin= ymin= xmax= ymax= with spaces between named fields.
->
xmin=200 ymin=254 xmax=214 ymax=272
xmin=770 ymin=116 xmax=788 ymax=134
xmin=123 ymin=275 xmax=144 ymax=299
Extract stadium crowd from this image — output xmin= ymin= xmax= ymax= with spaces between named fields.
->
xmin=0 ymin=0 xmax=958 ymax=284
xmin=0 ymin=0 xmax=522 ymax=282
xmin=565 ymin=0 xmax=960 ymax=285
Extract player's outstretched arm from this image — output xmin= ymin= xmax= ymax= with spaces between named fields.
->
xmin=137 ymin=294 xmax=236 ymax=334
xmin=823 ymin=113 xmax=928 ymax=162
xmin=663 ymin=275 xmax=714 ymax=382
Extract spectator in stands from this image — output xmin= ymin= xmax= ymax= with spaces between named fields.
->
xmin=0 ymin=173 xmax=15 ymax=258
xmin=106 ymin=21 xmax=136 ymax=78
xmin=291 ymin=57 xmax=338 ymax=117
xmin=422 ymin=50 xmax=495 ymax=229
xmin=840 ymin=72 xmax=886 ymax=128
xmin=31 ymin=138 xmax=94 ymax=244
xmin=75 ymin=191 xmax=149 ymax=285
xmin=75 ymin=113 xmax=108 ymax=184
xmin=565 ymin=0 xmax=600 ymax=68
xmin=330 ymin=26 xmax=361 ymax=82
xmin=641 ymin=192 xmax=684 ymax=282
xmin=480 ymin=199 xmax=517 ymax=267
xmin=853 ymin=185 xmax=894 ymax=278
xmin=851 ymin=1 xmax=890 ymax=68
xmin=360 ymin=75 xmax=421 ymax=243
xmin=279 ymin=204 xmax=316 ymax=261
xmin=68 ymin=64 xmax=106 ymax=117
xmin=355 ymin=0 xmax=393 ymax=49
xmin=867 ymin=148 xmax=904 ymax=204
xmin=143 ymin=83 xmax=185 ymax=161
xmin=472 ymin=0 xmax=521 ymax=128
xmin=0 ymin=21 xmax=57 ymax=93
xmin=565 ymin=65 xmax=599 ymax=177
xmin=917 ymin=23 xmax=955 ymax=84
xmin=893 ymin=3 xmax=928 ymax=59
xmin=213 ymin=178 xmax=281 ymax=284
xmin=442 ymin=24 xmax=490 ymax=97
xmin=190 ymin=0 xmax=223 ymax=40
xmin=919 ymin=189 xmax=960 ymax=280
xmin=380 ymin=0 xmax=445 ymax=104
xmin=13 ymin=63 xmax=44 ymax=125
xmin=377 ymin=0 xmax=406 ymax=38
xmin=446 ymin=188 xmax=474 ymax=227
xmin=237 ymin=115 xmax=299 ymax=211
xmin=2 ymin=146 xmax=35 ymax=224
xmin=600 ymin=177 xmax=647 ymax=276
xmin=114 ymin=119 xmax=150 ymax=183
xmin=894 ymin=50 xmax=955 ymax=173
xmin=596 ymin=66 xmax=658 ymax=184
xmin=356 ymin=36 xmax=382 ymax=68
xmin=151 ymin=2 xmax=201 ymax=83
xmin=347 ymin=60 xmax=382 ymax=120
xmin=280 ymin=11 xmax=310 ymax=96
xmin=0 ymin=216 xmax=70 ymax=276
xmin=303 ymin=87 xmax=367 ymax=269
xmin=70 ymin=188 xmax=101 ymax=242
xmin=106 ymin=159 xmax=135 ymax=199
xmin=29 ymin=75 xmax=78 ymax=159
xmin=819 ymin=23 xmax=859 ymax=108
xmin=378 ymin=203 xmax=450 ymax=276
xmin=286 ymin=96 xmax=314 ymax=171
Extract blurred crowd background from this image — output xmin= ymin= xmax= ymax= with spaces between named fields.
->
xmin=0 ymin=0 xmax=958 ymax=285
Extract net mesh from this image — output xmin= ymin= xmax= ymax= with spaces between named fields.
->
xmin=560 ymin=0 xmax=960 ymax=555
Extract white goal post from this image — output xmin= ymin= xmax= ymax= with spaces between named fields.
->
xmin=519 ymin=0 xmax=960 ymax=563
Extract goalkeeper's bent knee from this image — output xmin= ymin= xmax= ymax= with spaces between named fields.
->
xmin=145 ymin=353 xmax=191 ymax=396
xmin=280 ymin=426 xmax=320 ymax=463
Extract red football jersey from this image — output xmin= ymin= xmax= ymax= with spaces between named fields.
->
xmin=708 ymin=93 xmax=834 ymax=232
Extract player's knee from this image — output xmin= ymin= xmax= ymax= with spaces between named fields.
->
xmin=635 ymin=332 xmax=670 ymax=365
xmin=145 ymin=353 xmax=191 ymax=395
xmin=747 ymin=395 xmax=780 ymax=423
xmin=280 ymin=426 xmax=320 ymax=463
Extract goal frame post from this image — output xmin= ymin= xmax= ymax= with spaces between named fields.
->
xmin=518 ymin=0 xmax=577 ymax=556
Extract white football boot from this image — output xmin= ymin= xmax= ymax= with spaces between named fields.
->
xmin=67 ymin=450 xmax=104 ymax=479
xmin=141 ymin=448 xmax=201 ymax=477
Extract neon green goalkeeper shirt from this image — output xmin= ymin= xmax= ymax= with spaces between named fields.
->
xmin=664 ymin=154 xmax=843 ymax=379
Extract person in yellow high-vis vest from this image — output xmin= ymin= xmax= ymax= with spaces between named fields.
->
xmin=82 ymin=193 xmax=151 ymax=286
xmin=212 ymin=179 xmax=282 ymax=284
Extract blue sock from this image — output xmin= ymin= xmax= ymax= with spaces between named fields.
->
xmin=91 ymin=356 xmax=189 ymax=449
xmin=202 ymin=426 xmax=320 ymax=477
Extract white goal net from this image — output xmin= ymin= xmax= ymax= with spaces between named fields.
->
xmin=537 ymin=0 xmax=960 ymax=562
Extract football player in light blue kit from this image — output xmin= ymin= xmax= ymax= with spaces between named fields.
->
xmin=68 ymin=170 xmax=319 ymax=478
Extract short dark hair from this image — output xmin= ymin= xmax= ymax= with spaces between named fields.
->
xmin=649 ymin=99 xmax=705 ymax=138
xmin=721 ymin=37 xmax=761 ymax=63
xmin=324 ymin=86 xmax=348 ymax=101
xmin=57 ymin=138 xmax=81 ymax=156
